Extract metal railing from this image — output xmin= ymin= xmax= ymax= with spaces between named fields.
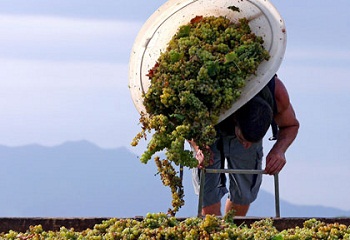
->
xmin=197 ymin=168 xmax=280 ymax=218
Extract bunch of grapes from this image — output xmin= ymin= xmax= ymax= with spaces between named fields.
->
xmin=280 ymin=218 xmax=350 ymax=239
xmin=132 ymin=14 xmax=270 ymax=215
xmin=155 ymin=157 xmax=185 ymax=216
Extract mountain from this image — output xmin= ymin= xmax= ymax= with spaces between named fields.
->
xmin=0 ymin=141 xmax=349 ymax=218
xmin=0 ymin=141 xmax=198 ymax=218
xmin=251 ymin=190 xmax=350 ymax=218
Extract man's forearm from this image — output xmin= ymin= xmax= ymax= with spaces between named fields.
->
xmin=272 ymin=125 xmax=299 ymax=154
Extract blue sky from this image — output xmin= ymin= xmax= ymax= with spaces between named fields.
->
xmin=1 ymin=0 xmax=350 ymax=213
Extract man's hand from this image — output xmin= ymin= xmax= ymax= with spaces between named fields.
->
xmin=264 ymin=150 xmax=286 ymax=175
xmin=195 ymin=150 xmax=205 ymax=168
xmin=195 ymin=147 xmax=214 ymax=168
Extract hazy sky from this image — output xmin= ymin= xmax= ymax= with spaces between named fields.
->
xmin=1 ymin=0 xmax=350 ymax=212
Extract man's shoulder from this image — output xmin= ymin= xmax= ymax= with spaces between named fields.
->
xmin=274 ymin=77 xmax=291 ymax=114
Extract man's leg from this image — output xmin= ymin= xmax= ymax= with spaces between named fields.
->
xmin=225 ymin=199 xmax=249 ymax=216
xmin=225 ymin=138 xmax=263 ymax=217
xmin=202 ymin=201 xmax=222 ymax=216
xmin=198 ymin=138 xmax=227 ymax=216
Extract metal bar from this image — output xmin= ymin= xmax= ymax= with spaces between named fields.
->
xmin=197 ymin=168 xmax=206 ymax=217
xmin=274 ymin=173 xmax=280 ymax=218
xmin=205 ymin=169 xmax=265 ymax=175
xmin=197 ymin=168 xmax=281 ymax=218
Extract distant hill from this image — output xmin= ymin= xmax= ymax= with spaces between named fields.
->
xmin=0 ymin=141 xmax=349 ymax=218
xmin=251 ymin=190 xmax=350 ymax=218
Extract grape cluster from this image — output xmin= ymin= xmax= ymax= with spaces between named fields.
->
xmin=155 ymin=157 xmax=185 ymax=216
xmin=280 ymin=218 xmax=350 ymax=239
xmin=132 ymin=14 xmax=270 ymax=215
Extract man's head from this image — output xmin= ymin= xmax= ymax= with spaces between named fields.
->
xmin=234 ymin=96 xmax=273 ymax=145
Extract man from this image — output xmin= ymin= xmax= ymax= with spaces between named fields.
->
xmin=191 ymin=74 xmax=299 ymax=216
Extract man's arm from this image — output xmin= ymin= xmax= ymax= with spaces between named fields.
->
xmin=265 ymin=77 xmax=300 ymax=175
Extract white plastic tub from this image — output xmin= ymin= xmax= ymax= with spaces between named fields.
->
xmin=129 ymin=0 xmax=287 ymax=122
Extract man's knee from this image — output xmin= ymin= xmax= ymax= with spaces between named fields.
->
xmin=202 ymin=202 xmax=222 ymax=216
xmin=225 ymin=199 xmax=250 ymax=216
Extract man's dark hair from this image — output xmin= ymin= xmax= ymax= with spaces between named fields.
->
xmin=235 ymin=96 xmax=273 ymax=142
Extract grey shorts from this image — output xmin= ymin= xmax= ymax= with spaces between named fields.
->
xmin=192 ymin=135 xmax=263 ymax=206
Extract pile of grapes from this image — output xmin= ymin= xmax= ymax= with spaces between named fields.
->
xmin=2 ymin=214 xmax=350 ymax=239
xmin=132 ymin=13 xmax=270 ymax=214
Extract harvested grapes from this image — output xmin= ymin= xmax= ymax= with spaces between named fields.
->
xmin=132 ymin=13 xmax=270 ymax=215
xmin=2 ymin=216 xmax=350 ymax=239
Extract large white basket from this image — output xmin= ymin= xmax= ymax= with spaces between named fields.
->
xmin=129 ymin=0 xmax=286 ymax=122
